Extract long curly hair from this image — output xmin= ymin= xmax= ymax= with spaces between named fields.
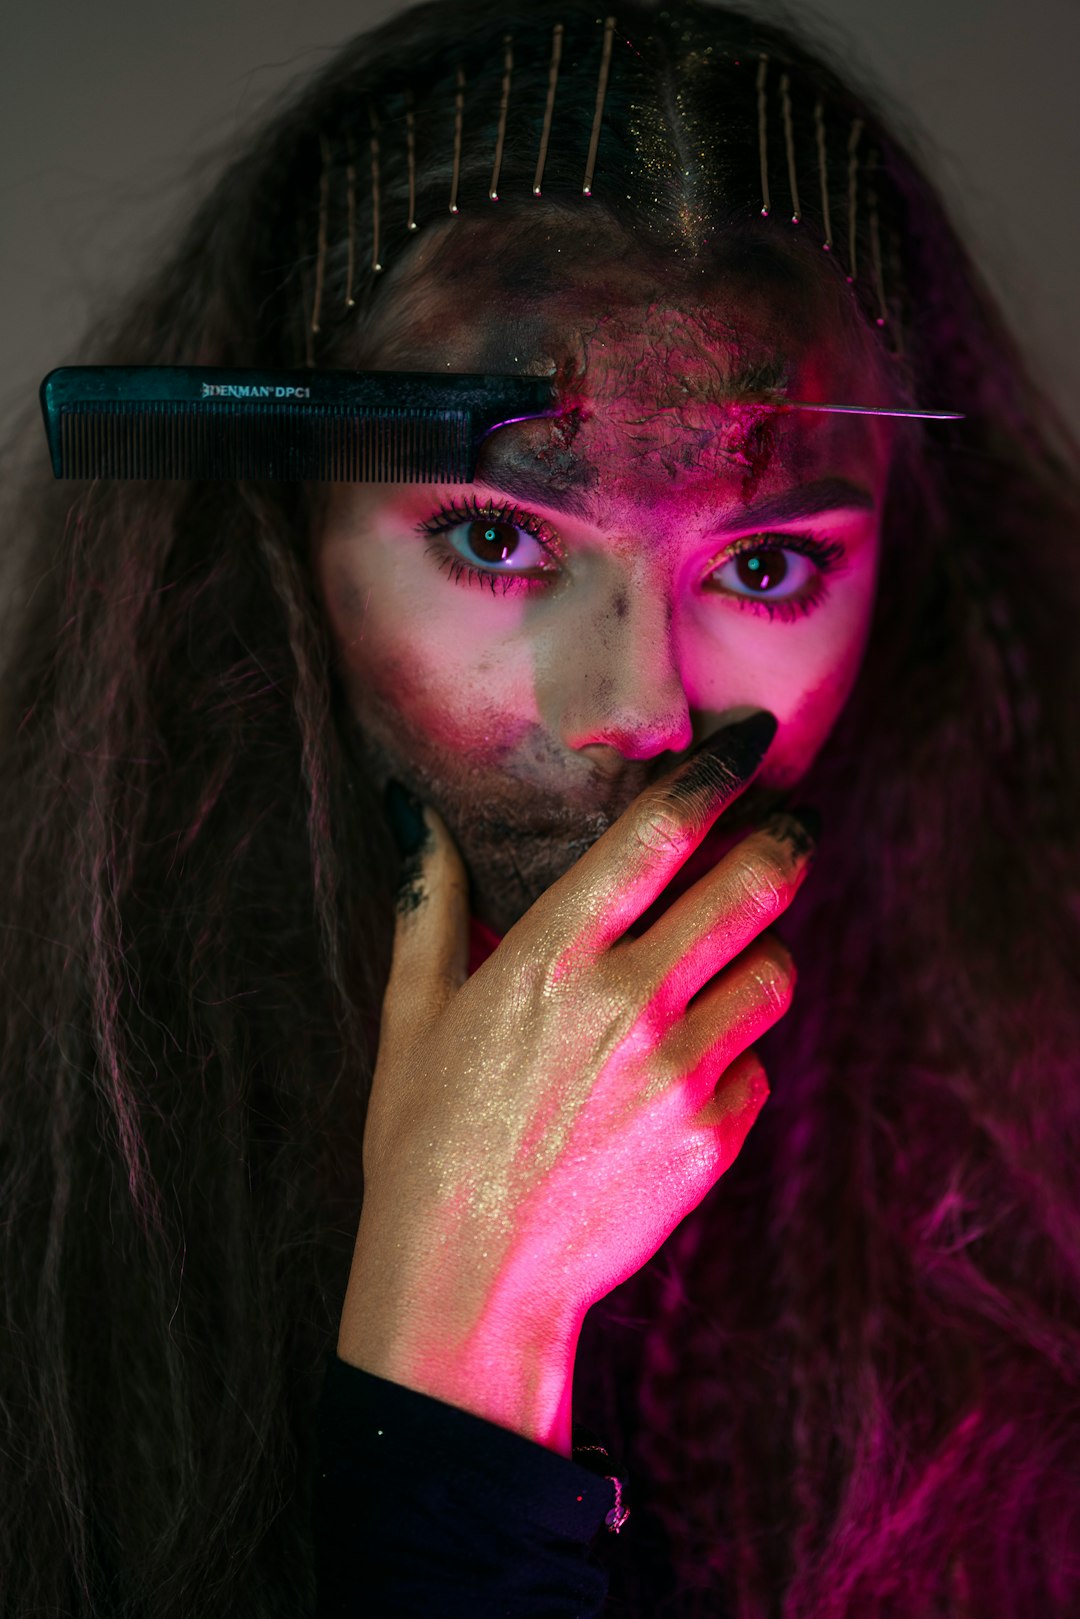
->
xmin=2 ymin=1 xmax=1078 ymax=1615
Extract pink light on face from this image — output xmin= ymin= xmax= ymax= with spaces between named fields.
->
xmin=310 ymin=239 xmax=896 ymax=938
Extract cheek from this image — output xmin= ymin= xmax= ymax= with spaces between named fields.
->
xmin=691 ymin=552 xmax=877 ymax=786
xmin=776 ymin=642 xmax=864 ymax=783
xmin=316 ymin=547 xmax=535 ymax=771
xmin=773 ymin=569 xmax=878 ymax=781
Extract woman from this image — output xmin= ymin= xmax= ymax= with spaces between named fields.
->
xmin=1 ymin=0 xmax=1078 ymax=1614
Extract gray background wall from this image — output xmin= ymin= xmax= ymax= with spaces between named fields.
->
xmin=4 ymin=0 xmax=1079 ymax=455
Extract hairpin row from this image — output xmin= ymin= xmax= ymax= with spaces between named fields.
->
xmin=307 ymin=16 xmax=615 ymax=357
xmin=306 ymin=26 xmax=901 ymax=361
xmin=755 ymin=52 xmax=893 ymax=336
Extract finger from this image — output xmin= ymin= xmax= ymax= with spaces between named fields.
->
xmin=379 ymin=786 xmax=470 ymax=1055
xmin=539 ymin=709 xmax=780 ymax=956
xmin=626 ymin=810 xmax=818 ymax=1012
xmin=689 ymin=1045 xmax=771 ymax=1133
xmin=669 ymin=930 xmax=797 ymax=1098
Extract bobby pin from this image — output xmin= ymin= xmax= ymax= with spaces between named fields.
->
xmin=405 ymin=88 xmax=417 ymax=231
xmin=814 ymin=98 xmax=832 ymax=250
xmin=583 ymin=16 xmax=615 ymax=197
xmin=847 ymin=117 xmax=863 ymax=281
xmin=867 ymin=149 xmax=887 ymax=326
xmin=534 ymin=23 xmax=564 ymax=196
xmin=783 ymin=402 xmax=963 ymax=419
xmin=756 ymin=54 xmax=771 ymax=216
xmin=300 ymin=224 xmax=314 ymax=369
xmin=344 ymin=134 xmax=356 ymax=307
xmin=887 ymin=226 xmax=906 ymax=357
xmin=490 ymin=34 xmax=514 ymax=201
xmin=449 ymin=64 xmax=465 ymax=215
xmin=310 ymin=134 xmax=331 ymax=342
xmin=780 ymin=72 xmax=800 ymax=223
xmin=369 ymin=102 xmax=383 ymax=273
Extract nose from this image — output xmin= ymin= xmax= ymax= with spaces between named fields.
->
xmin=556 ymin=578 xmax=695 ymax=763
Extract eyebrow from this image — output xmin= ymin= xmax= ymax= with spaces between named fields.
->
xmin=473 ymin=462 xmax=875 ymax=530
xmin=714 ymin=476 xmax=875 ymax=530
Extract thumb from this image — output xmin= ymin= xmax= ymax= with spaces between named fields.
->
xmin=380 ymin=780 xmax=471 ymax=1050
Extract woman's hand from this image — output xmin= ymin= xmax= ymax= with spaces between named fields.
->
xmin=337 ymin=710 xmax=817 ymax=1448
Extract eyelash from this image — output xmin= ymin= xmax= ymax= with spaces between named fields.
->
xmin=415 ymin=494 xmax=847 ymax=622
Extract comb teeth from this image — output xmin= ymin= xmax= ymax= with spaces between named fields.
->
xmin=54 ymin=402 xmax=474 ymax=482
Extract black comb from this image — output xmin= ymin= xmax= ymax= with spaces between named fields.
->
xmin=39 ymin=367 xmax=560 ymax=483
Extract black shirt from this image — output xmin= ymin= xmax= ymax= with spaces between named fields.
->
xmin=312 ymin=1352 xmax=626 ymax=1617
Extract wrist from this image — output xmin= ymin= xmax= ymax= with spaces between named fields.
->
xmin=338 ymin=1306 xmax=580 ymax=1456
xmin=337 ymin=1219 xmax=583 ymax=1455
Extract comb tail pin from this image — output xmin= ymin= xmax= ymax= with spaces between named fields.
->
xmin=39 ymin=364 xmax=964 ymax=485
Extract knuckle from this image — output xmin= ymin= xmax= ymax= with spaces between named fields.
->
xmin=748 ymin=936 xmax=796 ymax=1008
xmin=729 ymin=849 xmax=789 ymax=921
xmin=632 ymin=802 xmax=686 ymax=859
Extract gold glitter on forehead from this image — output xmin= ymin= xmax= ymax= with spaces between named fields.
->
xmin=672 ymin=45 xmax=722 ymax=258
xmin=626 ymin=93 xmax=679 ymax=220
xmin=627 ymin=43 xmax=726 ymax=261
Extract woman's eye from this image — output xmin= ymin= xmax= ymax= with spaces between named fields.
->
xmin=416 ymin=497 xmax=558 ymax=595
xmin=709 ymin=543 xmax=814 ymax=600
xmin=445 ymin=515 xmax=548 ymax=573
xmin=704 ymin=533 xmax=847 ymax=621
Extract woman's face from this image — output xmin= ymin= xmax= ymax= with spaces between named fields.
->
xmin=310 ymin=222 xmax=897 ymax=934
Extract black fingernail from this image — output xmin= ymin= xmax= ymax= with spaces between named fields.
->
xmin=384 ymin=778 xmax=427 ymax=858
xmin=691 ymin=710 xmax=779 ymax=783
xmin=763 ymin=804 xmax=821 ymax=862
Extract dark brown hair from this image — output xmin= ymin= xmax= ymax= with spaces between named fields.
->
xmin=1 ymin=2 xmax=1079 ymax=1614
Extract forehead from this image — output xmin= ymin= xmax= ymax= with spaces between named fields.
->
xmin=364 ymin=212 xmax=884 ymax=374
xmin=350 ymin=214 xmax=896 ymax=503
